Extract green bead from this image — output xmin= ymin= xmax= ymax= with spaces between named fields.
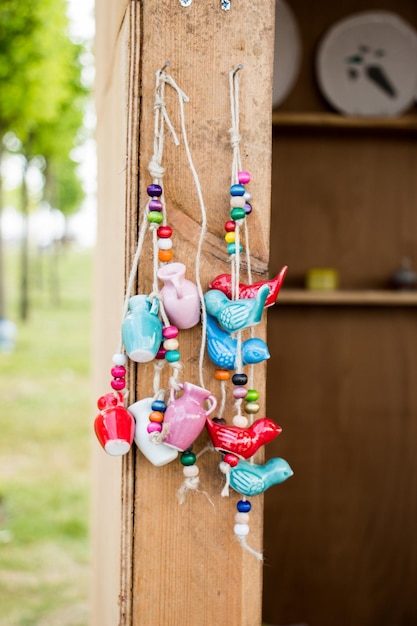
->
xmin=147 ymin=211 xmax=163 ymax=223
xmin=165 ymin=349 xmax=181 ymax=362
xmin=180 ymin=452 xmax=196 ymax=466
xmin=230 ymin=207 xmax=246 ymax=221
xmin=245 ymin=389 xmax=259 ymax=402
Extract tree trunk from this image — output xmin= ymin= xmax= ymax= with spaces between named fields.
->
xmin=19 ymin=159 xmax=29 ymax=321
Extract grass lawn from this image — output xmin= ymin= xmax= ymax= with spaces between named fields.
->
xmin=0 ymin=243 xmax=92 ymax=626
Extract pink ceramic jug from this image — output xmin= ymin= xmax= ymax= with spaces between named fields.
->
xmin=163 ymin=381 xmax=217 ymax=451
xmin=157 ymin=262 xmax=200 ymax=329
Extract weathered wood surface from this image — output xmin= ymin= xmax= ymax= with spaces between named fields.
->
xmin=94 ymin=1 xmax=275 ymax=625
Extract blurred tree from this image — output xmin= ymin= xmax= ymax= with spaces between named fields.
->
xmin=0 ymin=0 xmax=89 ymax=320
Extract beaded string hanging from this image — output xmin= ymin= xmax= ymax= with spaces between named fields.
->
xmin=203 ymin=65 xmax=293 ymax=559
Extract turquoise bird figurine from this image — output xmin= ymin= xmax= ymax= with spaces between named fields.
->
xmin=206 ymin=314 xmax=270 ymax=370
xmin=228 ymin=457 xmax=293 ymax=496
xmin=204 ymin=284 xmax=270 ymax=333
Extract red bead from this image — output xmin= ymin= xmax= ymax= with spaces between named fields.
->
xmin=163 ymin=325 xmax=179 ymax=339
xmin=224 ymin=220 xmax=236 ymax=232
xmin=111 ymin=366 xmax=126 ymax=378
xmin=156 ymin=348 xmax=167 ymax=359
xmin=157 ymin=225 xmax=173 ymax=238
xmin=111 ymin=378 xmax=126 ymax=391
xmin=224 ymin=453 xmax=239 ymax=467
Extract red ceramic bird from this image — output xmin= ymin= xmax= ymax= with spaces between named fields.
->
xmin=209 ymin=265 xmax=288 ymax=307
xmin=205 ymin=416 xmax=282 ymax=459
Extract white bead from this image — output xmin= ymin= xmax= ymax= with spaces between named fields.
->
xmin=233 ymin=415 xmax=249 ymax=428
xmin=157 ymin=237 xmax=173 ymax=250
xmin=183 ymin=465 xmax=199 ymax=477
xmin=243 ymin=191 xmax=252 ymax=201
xmin=112 ymin=353 xmax=127 ymax=366
xmin=235 ymin=512 xmax=250 ymax=524
xmin=163 ymin=338 xmax=179 ymax=351
xmin=234 ymin=523 xmax=250 ymax=537
xmin=230 ymin=196 xmax=246 ymax=208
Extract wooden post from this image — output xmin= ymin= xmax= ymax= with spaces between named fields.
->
xmin=93 ymin=1 xmax=275 ymax=624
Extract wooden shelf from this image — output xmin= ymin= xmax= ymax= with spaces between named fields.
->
xmin=277 ymin=289 xmax=417 ymax=306
xmin=272 ymin=111 xmax=417 ymax=132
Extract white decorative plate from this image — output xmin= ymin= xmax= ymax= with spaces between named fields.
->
xmin=272 ymin=0 xmax=302 ymax=108
xmin=316 ymin=11 xmax=417 ymax=116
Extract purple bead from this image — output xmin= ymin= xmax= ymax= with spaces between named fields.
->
xmin=149 ymin=198 xmax=163 ymax=211
xmin=147 ymin=184 xmax=162 ymax=197
xmin=244 ymin=202 xmax=252 ymax=215
xmin=233 ymin=386 xmax=247 ymax=399
xmin=237 ymin=499 xmax=252 ymax=513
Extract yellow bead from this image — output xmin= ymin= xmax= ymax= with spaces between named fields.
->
xmin=245 ymin=402 xmax=260 ymax=414
xmin=224 ymin=232 xmax=236 ymax=244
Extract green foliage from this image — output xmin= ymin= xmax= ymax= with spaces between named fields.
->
xmin=0 ymin=245 xmax=92 ymax=625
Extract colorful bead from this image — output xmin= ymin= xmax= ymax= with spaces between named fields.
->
xmin=237 ymin=499 xmax=252 ymax=513
xmin=147 ymin=183 xmax=162 ymax=197
xmin=227 ymin=243 xmax=243 ymax=255
xmin=230 ymin=195 xmax=246 ymax=208
xmin=157 ymin=237 xmax=172 ymax=250
xmin=245 ymin=389 xmax=259 ymax=402
xmin=235 ymin=512 xmax=250 ymax=524
xmin=232 ymin=386 xmax=247 ymax=399
xmin=151 ymin=400 xmax=167 ymax=412
xmin=148 ymin=211 xmax=164 ymax=223
xmin=224 ymin=453 xmax=239 ymax=467
xmin=224 ymin=232 xmax=236 ymax=244
xmin=230 ymin=207 xmax=246 ymax=221
xmin=149 ymin=410 xmax=164 ymax=423
xmin=230 ymin=183 xmax=246 ymax=196
xmin=112 ymin=353 xmax=127 ymax=366
xmin=111 ymin=365 xmax=126 ymax=378
xmin=214 ymin=369 xmax=231 ymax=381
xmin=238 ymin=171 xmax=251 ymax=184
xmin=147 ymin=421 xmax=162 ymax=434
xmin=180 ymin=451 xmax=197 ymax=466
xmin=148 ymin=198 xmax=163 ymax=211
xmin=232 ymin=373 xmax=248 ymax=386
xmin=111 ymin=378 xmax=126 ymax=391
xmin=157 ymin=226 xmax=172 ymax=239
xmin=234 ymin=523 xmax=250 ymax=537
xmin=183 ymin=465 xmax=199 ymax=477
xmin=232 ymin=415 xmax=249 ymax=428
xmin=158 ymin=249 xmax=173 ymax=262
xmin=224 ymin=220 xmax=236 ymax=232
xmin=244 ymin=202 xmax=252 ymax=215
xmin=163 ymin=338 xmax=179 ymax=351
xmin=163 ymin=325 xmax=179 ymax=339
xmin=156 ymin=347 xmax=167 ymax=359
xmin=245 ymin=402 xmax=260 ymax=414
xmin=165 ymin=349 xmax=181 ymax=362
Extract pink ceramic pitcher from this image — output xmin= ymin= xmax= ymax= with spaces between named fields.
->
xmin=163 ymin=381 xmax=217 ymax=451
xmin=157 ymin=262 xmax=200 ymax=329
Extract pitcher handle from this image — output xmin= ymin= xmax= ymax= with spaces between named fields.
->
xmin=205 ymin=394 xmax=217 ymax=417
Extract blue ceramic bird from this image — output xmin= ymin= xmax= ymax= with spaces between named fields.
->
xmin=206 ymin=314 xmax=270 ymax=370
xmin=204 ymin=284 xmax=270 ymax=333
xmin=228 ymin=457 xmax=293 ymax=496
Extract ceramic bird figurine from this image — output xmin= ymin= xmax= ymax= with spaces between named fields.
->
xmin=206 ymin=314 xmax=270 ymax=370
xmin=228 ymin=457 xmax=294 ymax=496
xmin=204 ymin=284 xmax=270 ymax=333
xmin=209 ymin=266 xmax=287 ymax=308
xmin=206 ymin=415 xmax=281 ymax=459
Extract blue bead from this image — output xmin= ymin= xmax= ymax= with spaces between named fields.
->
xmin=237 ymin=499 xmax=252 ymax=513
xmin=230 ymin=183 xmax=245 ymax=196
xmin=165 ymin=349 xmax=181 ymax=362
xmin=227 ymin=242 xmax=243 ymax=255
xmin=151 ymin=400 xmax=167 ymax=413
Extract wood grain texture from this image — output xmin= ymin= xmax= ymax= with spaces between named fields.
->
xmin=122 ymin=1 xmax=275 ymax=625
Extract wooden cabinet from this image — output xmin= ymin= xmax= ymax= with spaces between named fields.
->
xmin=263 ymin=2 xmax=417 ymax=625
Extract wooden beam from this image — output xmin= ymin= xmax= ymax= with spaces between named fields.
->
xmin=94 ymin=1 xmax=275 ymax=624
